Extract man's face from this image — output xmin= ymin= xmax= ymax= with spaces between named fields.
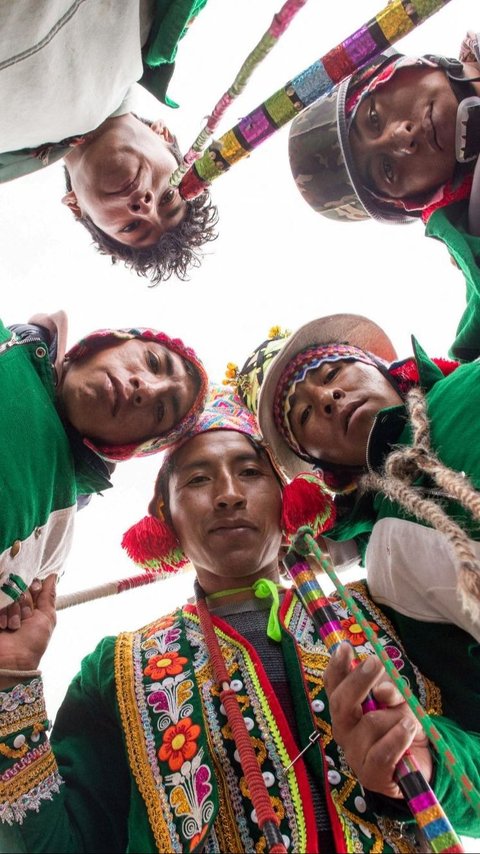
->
xmin=349 ymin=66 xmax=458 ymax=201
xmin=168 ymin=431 xmax=283 ymax=594
xmin=63 ymin=117 xmax=187 ymax=247
xmin=59 ymin=338 xmax=198 ymax=445
xmin=287 ymin=359 xmax=402 ymax=466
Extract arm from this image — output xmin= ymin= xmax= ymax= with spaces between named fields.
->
xmin=0 ymin=579 xmax=130 ymax=852
xmin=324 ymin=644 xmax=480 ymax=836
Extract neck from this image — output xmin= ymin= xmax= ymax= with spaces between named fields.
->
xmin=194 ymin=562 xmax=281 ymax=597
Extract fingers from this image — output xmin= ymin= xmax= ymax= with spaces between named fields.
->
xmin=36 ymin=575 xmax=57 ymax=619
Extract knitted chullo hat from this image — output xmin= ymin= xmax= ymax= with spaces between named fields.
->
xmin=122 ymin=384 xmax=336 ymax=574
xmin=64 ymin=326 xmax=208 ymax=462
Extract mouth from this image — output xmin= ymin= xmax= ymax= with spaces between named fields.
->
xmin=425 ymin=103 xmax=442 ymax=152
xmin=209 ymin=520 xmax=256 ymax=534
xmin=343 ymin=400 xmax=364 ymax=433
xmin=107 ymin=374 xmax=125 ymax=417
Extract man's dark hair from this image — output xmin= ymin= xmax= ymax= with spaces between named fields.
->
xmin=64 ymin=122 xmax=218 ymax=285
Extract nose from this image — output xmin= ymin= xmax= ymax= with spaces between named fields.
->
xmin=318 ymin=387 xmax=343 ymax=416
xmin=214 ymin=473 xmax=246 ymax=510
xmin=390 ymin=120 xmax=417 ymax=155
xmin=128 ymin=188 xmax=155 ymax=214
xmin=130 ymin=374 xmax=179 ymax=406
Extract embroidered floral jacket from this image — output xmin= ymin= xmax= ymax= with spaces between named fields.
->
xmin=1 ymin=583 xmax=479 ymax=853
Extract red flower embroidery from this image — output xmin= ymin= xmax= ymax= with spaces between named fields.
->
xmin=159 ymin=717 xmax=201 ymax=771
xmin=188 ymin=824 xmax=209 ymax=851
xmin=144 ymin=651 xmax=188 ymax=679
xmin=340 ymin=616 xmax=379 ymax=646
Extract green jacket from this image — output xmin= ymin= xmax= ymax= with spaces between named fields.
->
xmin=0 ymin=320 xmax=110 ymax=609
xmin=1 ymin=584 xmax=479 ymax=852
xmin=0 ymin=0 xmax=208 ymax=183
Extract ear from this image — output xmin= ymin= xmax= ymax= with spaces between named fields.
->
xmin=61 ymin=190 xmax=82 ymax=219
xmin=149 ymin=120 xmax=174 ymax=144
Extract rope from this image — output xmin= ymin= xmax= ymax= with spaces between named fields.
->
xmin=169 ymin=0 xmax=308 ymax=187
xmin=361 ymin=387 xmax=480 ymax=623
xmin=194 ymin=580 xmax=287 ymax=854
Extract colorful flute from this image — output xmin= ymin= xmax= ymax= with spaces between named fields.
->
xmin=282 ymin=549 xmax=464 ymax=854
xmin=178 ymin=0 xmax=452 ymax=199
xmin=169 ymin=0 xmax=308 ymax=187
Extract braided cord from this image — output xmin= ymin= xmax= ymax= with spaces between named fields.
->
xmin=169 ymin=0 xmax=308 ymax=186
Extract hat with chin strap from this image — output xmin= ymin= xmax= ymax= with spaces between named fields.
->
xmin=288 ymin=48 xmax=476 ymax=224
xmin=64 ymin=326 xmax=208 ymax=462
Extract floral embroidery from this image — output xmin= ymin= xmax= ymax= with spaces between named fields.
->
xmin=147 ymin=673 xmax=194 ymax=730
xmin=144 ymin=651 xmax=188 ymax=680
xmin=159 ymin=717 xmax=201 ymax=771
xmin=166 ymin=750 xmax=214 ymax=844
xmin=384 ymin=645 xmax=405 ymax=673
xmin=340 ymin=616 xmax=379 ymax=646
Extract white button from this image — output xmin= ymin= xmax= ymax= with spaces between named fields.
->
xmin=244 ymin=717 xmax=254 ymax=731
xmin=13 ymin=734 xmax=26 ymax=748
xmin=251 ymin=809 xmax=258 ymax=824
xmin=354 ymin=796 xmax=367 ymax=813
xmin=359 ymin=824 xmax=372 ymax=838
xmin=311 ymin=699 xmax=325 ymax=713
xmin=219 ymin=704 xmax=226 ymax=715
xmin=263 ymin=772 xmax=275 ymax=787
xmin=31 ymin=731 xmax=40 ymax=743
xmin=230 ymin=679 xmax=243 ymax=692
xmin=233 ymin=749 xmax=241 ymax=763
xmin=282 ymin=835 xmax=291 ymax=850
xmin=326 ymin=755 xmax=335 ymax=766
xmin=328 ymin=769 xmax=341 ymax=785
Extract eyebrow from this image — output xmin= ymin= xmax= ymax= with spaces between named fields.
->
xmin=177 ymin=452 xmax=260 ymax=474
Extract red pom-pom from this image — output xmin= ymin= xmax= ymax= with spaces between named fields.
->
xmin=121 ymin=515 xmax=188 ymax=574
xmin=281 ymin=473 xmax=336 ymax=539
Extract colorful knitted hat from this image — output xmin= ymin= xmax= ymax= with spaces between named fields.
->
xmin=64 ymin=327 xmax=208 ymax=462
xmin=227 ymin=326 xmax=291 ymax=416
xmin=288 ymin=49 xmax=473 ymax=224
xmin=122 ymin=384 xmax=336 ymax=573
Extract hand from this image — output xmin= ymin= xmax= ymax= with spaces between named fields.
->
xmin=0 ymin=575 xmax=57 ymax=689
xmin=324 ymin=643 xmax=432 ymax=799
xmin=0 ymin=587 xmax=36 ymax=631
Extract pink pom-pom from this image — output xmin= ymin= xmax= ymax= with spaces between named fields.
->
xmin=281 ymin=473 xmax=336 ymax=539
xmin=121 ymin=515 xmax=188 ymax=574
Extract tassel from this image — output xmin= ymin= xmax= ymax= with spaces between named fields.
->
xmin=281 ymin=473 xmax=336 ymax=541
xmin=121 ymin=515 xmax=188 ymax=575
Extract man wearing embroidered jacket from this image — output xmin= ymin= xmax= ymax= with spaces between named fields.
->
xmin=0 ymin=310 xmax=207 ymax=631
xmin=0 ymin=1 xmax=217 ymax=284
xmin=0 ymin=387 xmax=478 ymax=853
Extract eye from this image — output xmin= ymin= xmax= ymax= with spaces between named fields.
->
xmin=241 ymin=466 xmax=262 ymax=478
xmin=325 ymin=366 xmax=340 ymax=383
xmin=147 ymin=351 xmax=160 ymax=373
xmin=300 ymin=405 xmax=312 ymax=427
xmin=160 ymin=188 xmax=176 ymax=206
xmin=119 ymin=220 xmax=140 ymax=234
xmin=368 ymin=97 xmax=379 ymax=131
xmin=187 ymin=474 xmax=209 ymax=486
xmin=382 ymin=158 xmax=394 ymax=184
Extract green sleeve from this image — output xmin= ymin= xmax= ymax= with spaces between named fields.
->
xmin=430 ymin=715 xmax=480 ymax=837
xmin=7 ymin=638 xmax=131 ymax=853
xmin=425 ymin=202 xmax=480 ymax=361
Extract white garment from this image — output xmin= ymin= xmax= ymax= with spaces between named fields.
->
xmin=0 ymin=0 xmax=155 ymax=152
xmin=366 ymin=516 xmax=480 ymax=643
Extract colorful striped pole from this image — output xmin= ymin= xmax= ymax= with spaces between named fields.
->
xmin=178 ymin=0 xmax=453 ymax=199
xmin=283 ymin=547 xmax=465 ymax=853
xmin=56 ymin=571 xmax=162 ymax=611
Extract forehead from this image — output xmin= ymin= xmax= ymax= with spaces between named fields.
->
xmin=173 ymin=430 xmax=259 ymax=471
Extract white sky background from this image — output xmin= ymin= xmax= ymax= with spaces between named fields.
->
xmin=0 ymin=1 xmax=478 ymax=845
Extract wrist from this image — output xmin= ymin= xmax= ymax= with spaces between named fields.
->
xmin=0 ymin=668 xmax=41 ymax=691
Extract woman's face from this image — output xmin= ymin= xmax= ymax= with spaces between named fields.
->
xmin=286 ymin=359 xmax=402 ymax=466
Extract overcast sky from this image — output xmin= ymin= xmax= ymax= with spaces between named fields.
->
xmin=0 ymin=7 xmax=476 ymax=835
